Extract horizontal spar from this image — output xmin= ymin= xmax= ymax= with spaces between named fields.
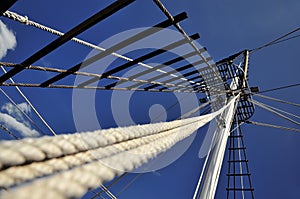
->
xmin=0 ymin=0 xmax=136 ymax=84
xmin=40 ymin=12 xmax=188 ymax=87
xmin=79 ymin=33 xmax=200 ymax=88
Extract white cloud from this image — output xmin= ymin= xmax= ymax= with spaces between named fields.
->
xmin=0 ymin=20 xmax=17 ymax=60
xmin=0 ymin=102 xmax=39 ymax=137
xmin=2 ymin=102 xmax=31 ymax=127
xmin=0 ymin=112 xmax=39 ymax=137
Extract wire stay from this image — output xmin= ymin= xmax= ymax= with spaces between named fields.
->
xmin=257 ymin=83 xmax=300 ymax=94
xmin=0 ymin=124 xmax=20 ymax=140
xmin=254 ymin=93 xmax=300 ymax=107
xmin=250 ymin=27 xmax=300 ymax=53
xmin=247 ymin=121 xmax=300 ymax=133
xmin=253 ymin=100 xmax=300 ymax=126
xmin=0 ymin=66 xmax=56 ymax=135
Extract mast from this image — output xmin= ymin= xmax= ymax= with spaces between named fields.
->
xmin=193 ymin=50 xmax=256 ymax=199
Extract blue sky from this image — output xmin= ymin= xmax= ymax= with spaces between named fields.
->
xmin=0 ymin=0 xmax=300 ymax=198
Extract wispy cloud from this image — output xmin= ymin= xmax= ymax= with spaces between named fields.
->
xmin=0 ymin=20 xmax=17 ymax=60
xmin=2 ymin=102 xmax=31 ymax=127
xmin=0 ymin=102 xmax=39 ymax=137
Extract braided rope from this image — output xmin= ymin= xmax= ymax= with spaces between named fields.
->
xmin=0 ymin=62 xmax=192 ymax=91
xmin=0 ymin=120 xmax=203 ymax=188
xmin=0 ymin=115 xmax=208 ymax=170
xmin=0 ymin=121 xmax=203 ymax=199
xmin=0 ymin=94 xmax=238 ymax=199
xmin=2 ymin=11 xmax=201 ymax=87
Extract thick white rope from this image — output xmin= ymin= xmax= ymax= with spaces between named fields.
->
xmin=0 ymin=115 xmax=210 ymax=170
xmin=0 ymin=120 xmax=200 ymax=188
xmin=0 ymin=115 xmax=209 ymax=198
xmin=0 ymin=100 xmax=235 ymax=199
xmin=2 ymin=11 xmax=200 ymax=87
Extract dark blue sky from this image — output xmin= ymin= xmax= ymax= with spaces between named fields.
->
xmin=0 ymin=0 xmax=300 ymax=198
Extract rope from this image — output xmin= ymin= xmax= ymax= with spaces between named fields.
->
xmin=2 ymin=11 xmax=201 ymax=89
xmin=247 ymin=121 xmax=300 ymax=133
xmin=0 ymin=115 xmax=209 ymax=198
xmin=268 ymin=33 xmax=300 ymax=46
xmin=257 ymin=83 xmax=300 ymax=94
xmin=0 ymin=126 xmax=182 ymax=188
xmin=0 ymin=62 xmax=193 ymax=91
xmin=0 ymin=116 xmax=206 ymax=169
xmin=0 ymin=99 xmax=236 ymax=199
xmin=255 ymin=99 xmax=300 ymax=120
xmin=90 ymin=94 xmax=198 ymax=197
xmin=250 ymin=27 xmax=300 ymax=53
xmin=0 ymin=82 xmax=197 ymax=93
xmin=2 ymin=10 xmax=107 ymax=52
xmin=253 ymin=100 xmax=300 ymax=126
xmin=254 ymin=93 xmax=300 ymax=108
xmin=90 ymin=94 xmax=201 ymax=197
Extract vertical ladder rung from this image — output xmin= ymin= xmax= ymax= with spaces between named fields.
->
xmin=228 ymin=135 xmax=243 ymax=138
xmin=228 ymin=159 xmax=248 ymax=163
xmin=227 ymin=173 xmax=251 ymax=176
xmin=228 ymin=147 xmax=246 ymax=150
xmin=226 ymin=188 xmax=254 ymax=191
